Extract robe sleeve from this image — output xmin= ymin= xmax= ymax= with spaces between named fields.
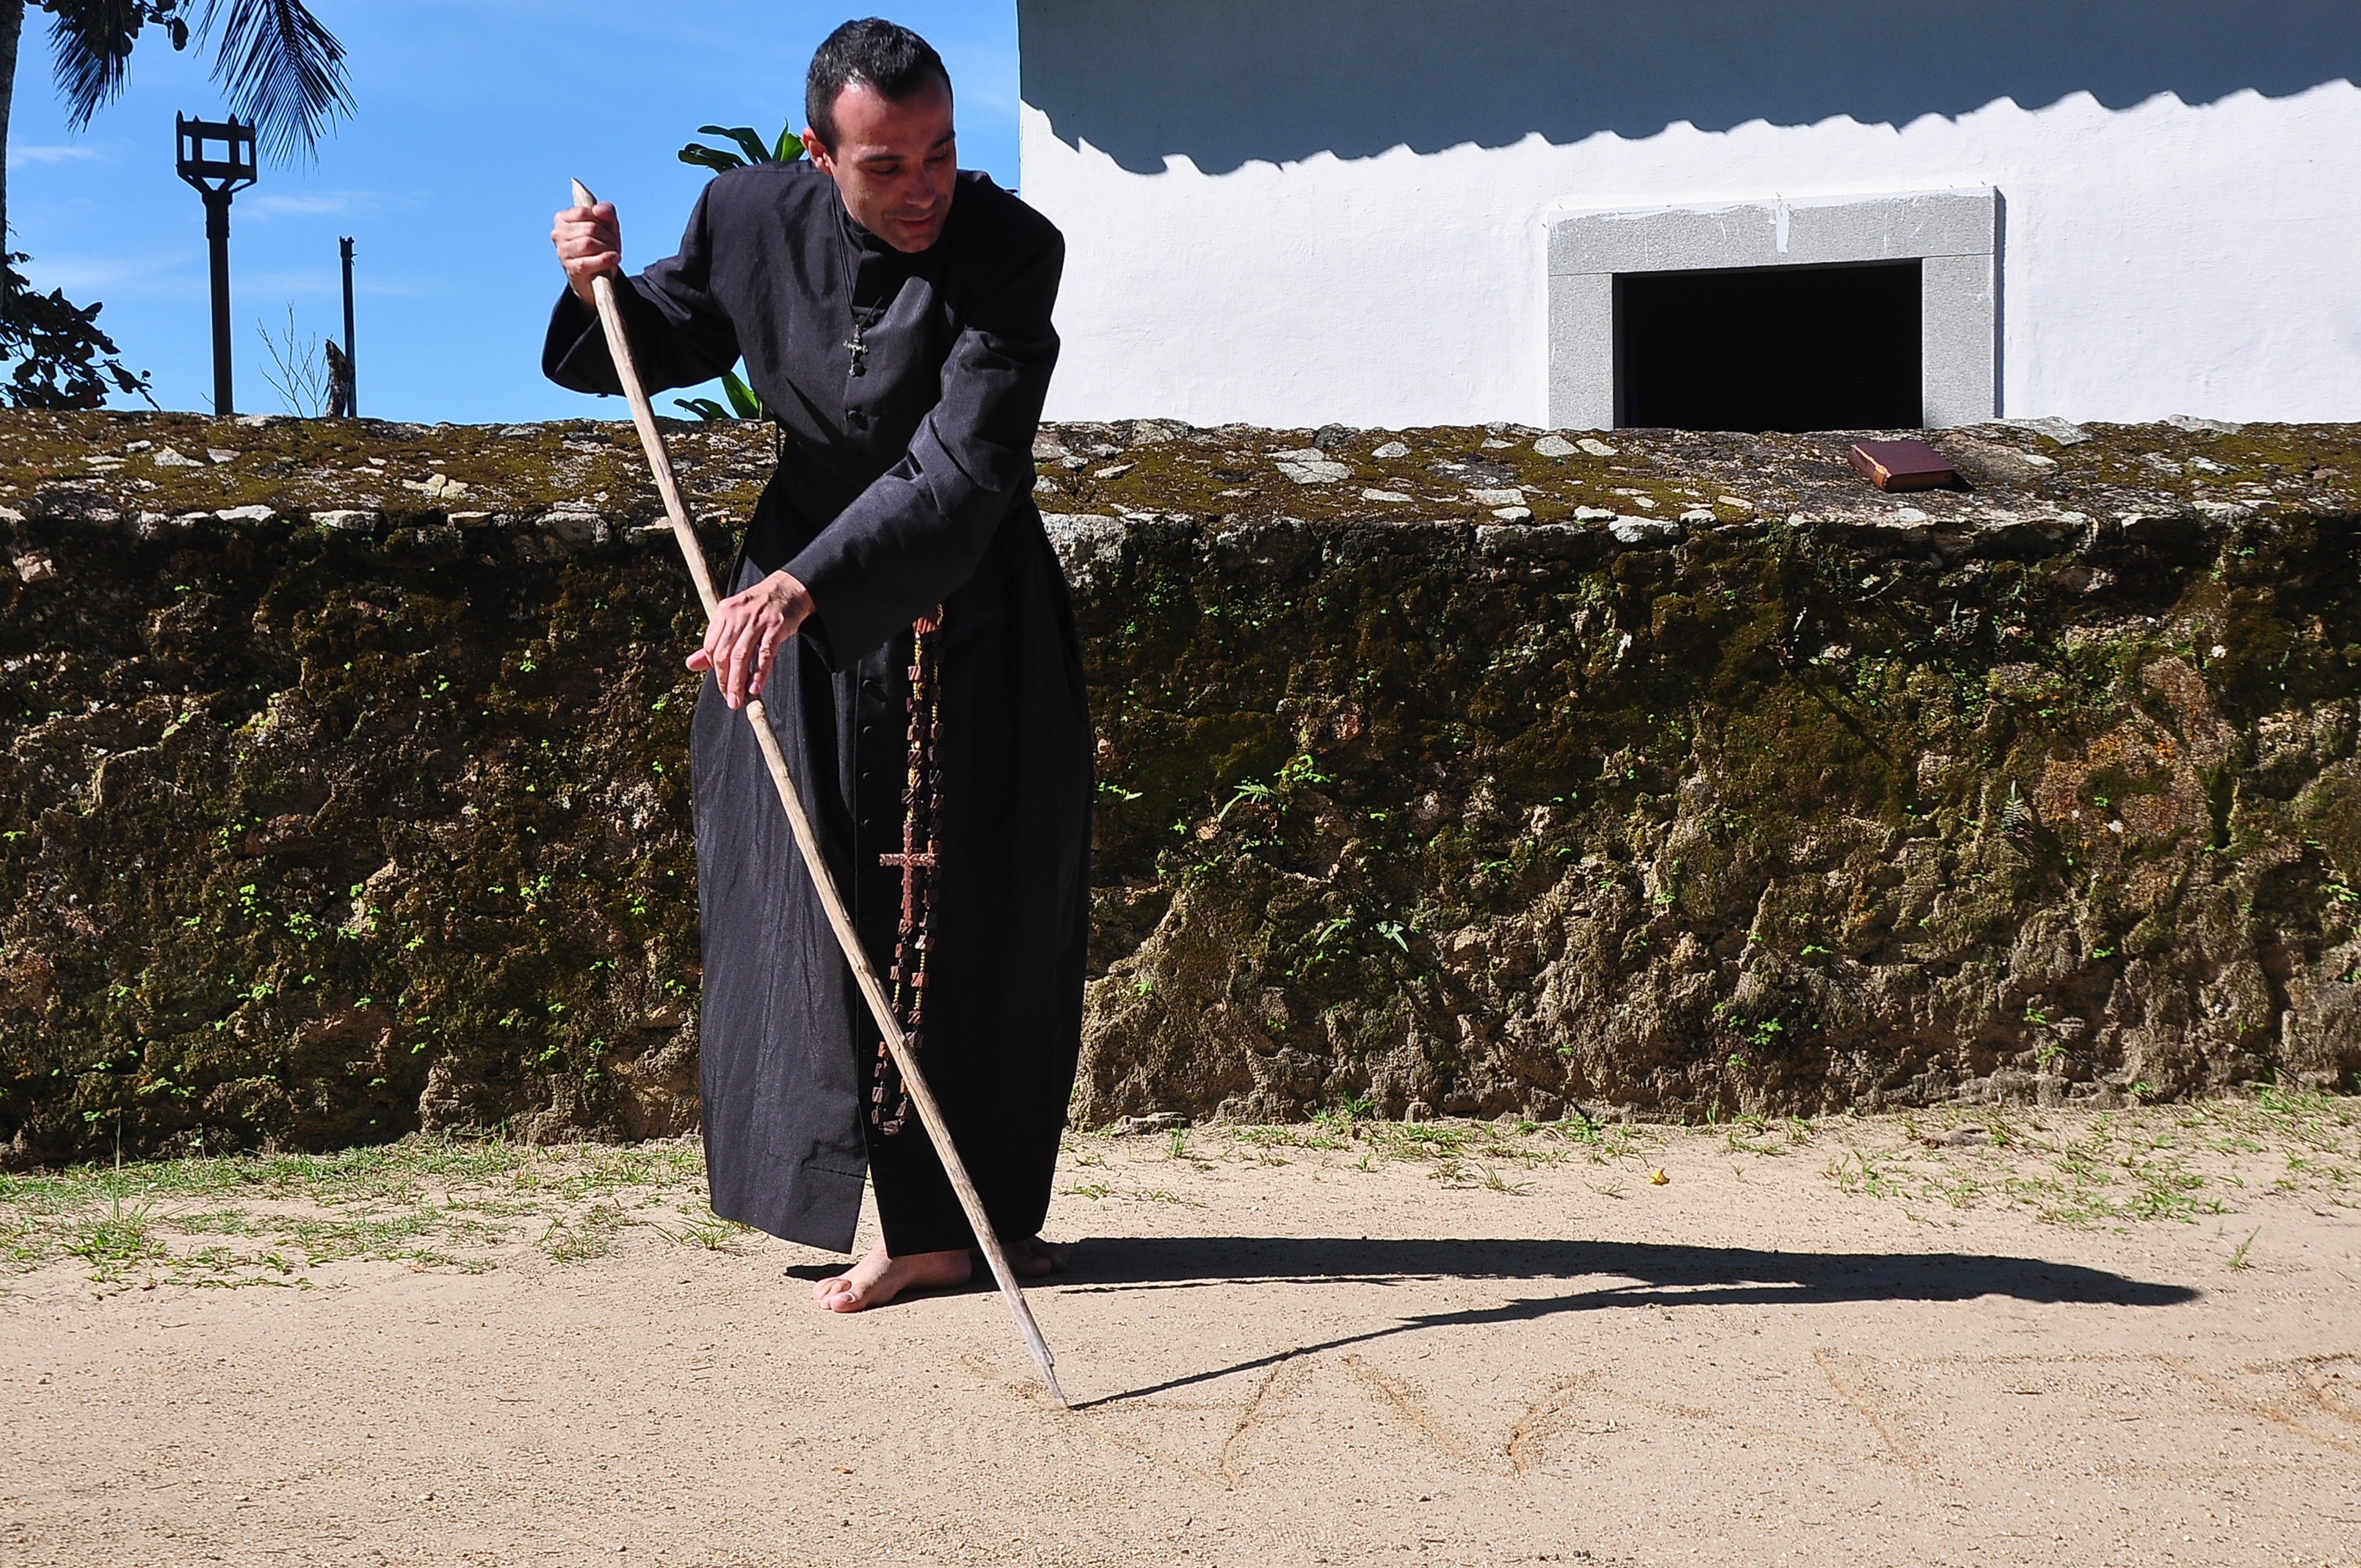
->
xmin=542 ymin=183 xmax=743 ymax=398
xmin=782 ymin=219 xmax=1065 ymax=664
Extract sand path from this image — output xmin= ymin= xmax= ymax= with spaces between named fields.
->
xmin=5 ymin=1110 xmax=2359 ymax=1566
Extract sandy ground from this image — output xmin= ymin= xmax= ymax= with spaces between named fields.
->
xmin=4 ymin=1112 xmax=2359 ymax=1568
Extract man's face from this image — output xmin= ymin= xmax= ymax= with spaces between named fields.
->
xmin=805 ymin=76 xmax=956 ymax=253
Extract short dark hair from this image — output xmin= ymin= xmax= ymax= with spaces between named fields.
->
xmin=806 ymin=19 xmax=951 ymax=150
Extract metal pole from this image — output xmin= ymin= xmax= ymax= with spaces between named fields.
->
xmin=339 ymin=237 xmax=356 ymax=418
xmin=205 ymin=190 xmax=233 ymax=416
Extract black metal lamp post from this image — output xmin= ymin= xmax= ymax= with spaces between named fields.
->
xmin=339 ymin=236 xmax=357 ymax=417
xmin=175 ymin=114 xmax=258 ymax=415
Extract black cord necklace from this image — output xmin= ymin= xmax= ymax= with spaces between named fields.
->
xmin=836 ymin=202 xmax=887 ymax=379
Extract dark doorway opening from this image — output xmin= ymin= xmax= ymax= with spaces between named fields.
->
xmin=1617 ymin=261 xmax=1923 ymax=432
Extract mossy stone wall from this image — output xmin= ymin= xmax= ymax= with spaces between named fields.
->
xmin=3 ymin=410 xmax=2357 ymax=1164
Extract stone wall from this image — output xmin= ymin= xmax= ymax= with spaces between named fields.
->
xmin=3 ymin=410 xmax=2357 ymax=1164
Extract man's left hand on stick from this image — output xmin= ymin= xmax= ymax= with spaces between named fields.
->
xmin=687 ymin=569 xmax=814 ymax=708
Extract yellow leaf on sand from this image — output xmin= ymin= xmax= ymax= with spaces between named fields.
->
xmin=1647 ymin=1169 xmax=1670 ymax=1186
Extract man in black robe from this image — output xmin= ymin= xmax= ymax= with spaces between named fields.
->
xmin=545 ymin=18 xmax=1090 ymax=1311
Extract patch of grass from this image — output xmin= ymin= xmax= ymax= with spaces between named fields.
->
xmin=1235 ymin=1124 xmax=1345 ymax=1155
xmin=1816 ymin=1092 xmax=2359 ymax=1227
xmin=1824 ymin=1149 xmax=1902 ymax=1201
xmin=166 ymin=1244 xmax=305 ymax=1287
xmin=1 ymin=1134 xmax=717 ymax=1290
xmin=1050 ymin=1173 xmax=1207 ymax=1208
xmin=538 ymin=1200 xmax=628 ymax=1264
xmin=63 ymin=1196 xmax=167 ymax=1282
xmin=282 ymin=1207 xmax=507 ymax=1266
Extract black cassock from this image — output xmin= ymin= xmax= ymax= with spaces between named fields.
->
xmin=543 ymin=161 xmax=1090 ymax=1257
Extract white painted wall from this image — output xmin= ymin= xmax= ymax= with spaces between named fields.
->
xmin=1018 ymin=1 xmax=2361 ymax=429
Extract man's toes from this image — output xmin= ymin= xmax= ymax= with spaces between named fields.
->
xmin=819 ymin=1269 xmax=882 ymax=1312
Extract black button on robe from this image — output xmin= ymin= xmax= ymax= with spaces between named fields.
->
xmin=543 ymin=163 xmax=1090 ymax=1255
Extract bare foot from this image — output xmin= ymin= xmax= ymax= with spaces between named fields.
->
xmin=810 ymin=1241 xmax=971 ymax=1313
xmin=983 ymin=1235 xmax=1070 ymax=1279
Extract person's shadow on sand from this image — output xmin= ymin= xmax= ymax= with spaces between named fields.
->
xmin=1014 ymin=1236 xmax=2199 ymax=1407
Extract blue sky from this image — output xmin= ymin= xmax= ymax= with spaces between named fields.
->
xmin=6 ymin=1 xmax=1022 ymax=424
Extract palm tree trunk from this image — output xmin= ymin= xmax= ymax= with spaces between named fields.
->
xmin=0 ymin=0 xmax=23 ymax=274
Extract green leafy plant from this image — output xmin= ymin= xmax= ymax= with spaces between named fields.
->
xmin=1275 ymin=752 xmax=1330 ymax=788
xmin=669 ymin=118 xmax=799 ymax=420
xmin=1716 ymin=1006 xmax=1785 ymax=1053
xmin=1217 ymin=777 xmax=1274 ymax=820
xmin=678 ymin=121 xmax=804 ymax=175
xmin=674 ymin=368 xmax=764 ymax=422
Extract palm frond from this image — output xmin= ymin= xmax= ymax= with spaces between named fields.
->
xmin=196 ymin=0 xmax=353 ymax=162
xmin=43 ymin=0 xmax=151 ymax=130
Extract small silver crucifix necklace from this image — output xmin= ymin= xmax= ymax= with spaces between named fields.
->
xmin=837 ymin=203 xmax=892 ymax=380
xmin=837 ymin=202 xmax=874 ymax=377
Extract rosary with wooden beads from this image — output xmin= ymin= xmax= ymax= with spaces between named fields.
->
xmin=868 ymin=607 xmax=945 ymax=1136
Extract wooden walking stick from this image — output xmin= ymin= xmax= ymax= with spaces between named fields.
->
xmin=568 ymin=180 xmax=1068 ymax=1408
